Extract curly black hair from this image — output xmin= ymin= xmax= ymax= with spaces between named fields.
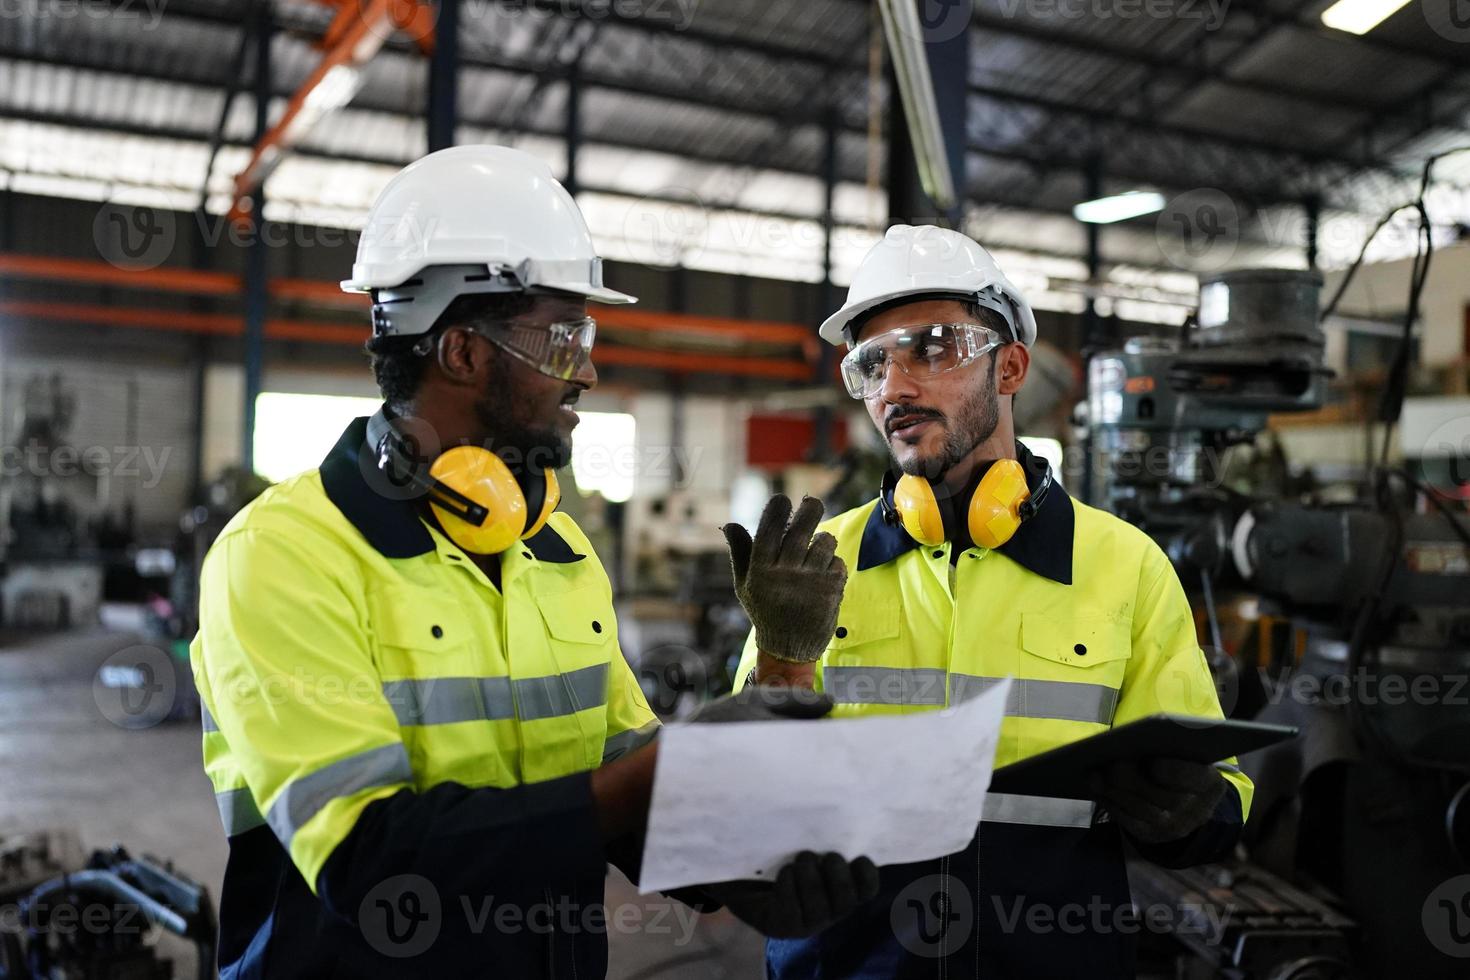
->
xmin=364 ymin=291 xmax=539 ymax=406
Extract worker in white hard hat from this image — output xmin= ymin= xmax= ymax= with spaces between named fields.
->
xmin=191 ymin=145 xmax=877 ymax=979
xmin=726 ymin=224 xmax=1254 ymax=977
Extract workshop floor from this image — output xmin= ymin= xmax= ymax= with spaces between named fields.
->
xmin=0 ymin=624 xmax=766 ymax=979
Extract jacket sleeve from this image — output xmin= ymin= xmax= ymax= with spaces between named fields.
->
xmin=194 ymin=524 xmax=607 ymax=916
xmin=1112 ymin=544 xmax=1254 ymax=867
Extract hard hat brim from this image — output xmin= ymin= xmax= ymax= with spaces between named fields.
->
xmin=819 ymin=286 xmax=1037 ymax=347
xmin=542 ymin=281 xmax=638 ymax=306
xmin=819 ymin=287 xmax=969 ymax=347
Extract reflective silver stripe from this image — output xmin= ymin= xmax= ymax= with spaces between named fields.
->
xmin=601 ymin=720 xmax=659 ymax=764
xmin=951 ymin=674 xmax=1117 ymax=725
xmin=383 ymin=665 xmax=609 ymax=727
xmin=265 ymin=743 xmax=412 ymax=845
xmin=983 ymin=792 xmax=1095 ymax=828
xmin=201 ymin=704 xmax=218 ymax=733
xmin=216 ymin=787 xmax=265 ymax=836
xmin=825 ymin=666 xmax=948 ymax=706
xmin=1214 ymin=760 xmax=1241 ymax=775
xmin=384 ymin=677 xmax=515 ymax=727
xmin=513 ymin=663 xmax=609 ymax=721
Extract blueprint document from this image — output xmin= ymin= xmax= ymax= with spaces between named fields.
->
xmin=638 ymin=677 xmax=1012 ymax=893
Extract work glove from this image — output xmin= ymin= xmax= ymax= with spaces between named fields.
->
xmin=686 ymin=684 xmax=835 ymax=724
xmin=1092 ymin=758 xmax=1227 ymax=844
xmin=703 ymin=851 xmax=882 ymax=939
xmin=722 ymin=495 xmax=847 ymax=664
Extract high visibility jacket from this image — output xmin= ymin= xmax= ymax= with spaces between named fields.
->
xmin=734 ymin=443 xmax=1252 ymax=979
xmin=191 ymin=416 xmax=659 ymax=979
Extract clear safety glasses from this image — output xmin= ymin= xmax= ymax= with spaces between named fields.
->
xmin=466 ymin=316 xmax=598 ymax=381
xmin=839 ymin=323 xmax=1003 ymax=399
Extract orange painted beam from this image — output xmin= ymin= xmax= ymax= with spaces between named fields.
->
xmin=0 ymin=254 xmax=239 ymax=295
xmin=595 ymin=306 xmax=810 ymax=346
xmin=228 ymin=0 xmax=399 ymax=224
xmin=0 ymin=253 xmax=819 ymax=353
xmin=591 ymin=346 xmax=813 ymax=381
xmin=0 ymin=301 xmax=813 ymax=380
xmin=0 ymin=301 xmax=363 ymax=344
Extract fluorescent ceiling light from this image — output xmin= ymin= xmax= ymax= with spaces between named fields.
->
xmin=1319 ymin=0 xmax=1412 ymax=35
xmin=1072 ymin=191 xmax=1166 ymax=224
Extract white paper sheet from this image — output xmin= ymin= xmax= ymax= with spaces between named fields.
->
xmin=638 ymin=677 xmax=1012 ymax=893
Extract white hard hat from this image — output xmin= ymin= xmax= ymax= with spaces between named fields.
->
xmin=820 ymin=224 xmax=1036 ymax=348
xmin=342 ymin=145 xmax=635 ymax=337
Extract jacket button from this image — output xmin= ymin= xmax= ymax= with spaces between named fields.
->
xmin=592 ymin=620 xmax=603 ymax=634
xmin=1074 ymin=643 xmax=1086 ymax=655
xmin=431 ymin=625 xmax=444 ymax=639
xmin=835 ymin=626 xmax=848 ymax=639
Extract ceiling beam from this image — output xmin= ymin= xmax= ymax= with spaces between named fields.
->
xmin=966 ymin=8 xmax=1383 ymax=117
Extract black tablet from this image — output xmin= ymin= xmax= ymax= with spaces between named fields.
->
xmin=988 ymin=714 xmax=1298 ymax=800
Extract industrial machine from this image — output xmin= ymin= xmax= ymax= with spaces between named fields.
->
xmin=0 ymin=831 xmax=215 ymax=980
xmin=1085 ymin=268 xmax=1470 ymax=977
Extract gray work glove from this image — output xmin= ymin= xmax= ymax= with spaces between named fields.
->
xmin=687 ymin=684 xmax=835 ymax=724
xmin=1092 ymin=758 xmax=1228 ymax=844
xmin=703 ymin=851 xmax=881 ymax=939
xmin=722 ymin=495 xmax=847 ymax=664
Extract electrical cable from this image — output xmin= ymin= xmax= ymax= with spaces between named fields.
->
xmin=1317 ymin=147 xmax=1470 ymax=476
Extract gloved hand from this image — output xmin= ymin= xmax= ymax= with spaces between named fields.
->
xmin=722 ymin=495 xmax=847 ymax=664
xmin=1092 ymin=758 xmax=1227 ymax=844
xmin=686 ymin=684 xmax=835 ymax=724
xmin=703 ymin=851 xmax=881 ymax=939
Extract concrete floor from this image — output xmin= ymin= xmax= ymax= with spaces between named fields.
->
xmin=0 ymin=624 xmax=766 ymax=978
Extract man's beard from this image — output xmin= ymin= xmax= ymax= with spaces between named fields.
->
xmin=473 ymin=356 xmax=573 ymax=472
xmin=894 ymin=358 xmax=999 ymax=481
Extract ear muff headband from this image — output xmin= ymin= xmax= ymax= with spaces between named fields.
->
xmin=373 ymin=412 xmax=560 ymax=555
xmin=881 ymin=458 xmax=1049 ymax=550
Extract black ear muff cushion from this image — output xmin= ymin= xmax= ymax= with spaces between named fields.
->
xmin=520 ymin=471 xmax=547 ymax=532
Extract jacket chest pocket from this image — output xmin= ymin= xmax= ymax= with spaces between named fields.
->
xmin=530 ymin=586 xmax=617 ymax=772
xmin=821 ymin=603 xmax=937 ymax=711
xmin=1016 ymin=612 xmax=1129 ymax=726
xmin=370 ymin=590 xmax=513 ymax=788
xmin=371 ymin=589 xmax=481 ymax=678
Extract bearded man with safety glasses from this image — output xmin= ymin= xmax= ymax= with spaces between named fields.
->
xmin=726 ymin=225 xmax=1254 ymax=979
xmin=190 ymin=146 xmax=877 ymax=979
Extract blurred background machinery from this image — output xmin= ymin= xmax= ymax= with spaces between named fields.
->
xmin=1083 ymin=266 xmax=1470 ymax=978
xmin=0 ymin=830 xmax=216 ymax=980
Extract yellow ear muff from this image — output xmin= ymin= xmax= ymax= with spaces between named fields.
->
xmin=893 ymin=474 xmax=946 ymax=547
xmin=968 ymin=458 xmax=1031 ymax=550
xmin=425 ymin=446 xmax=557 ymax=555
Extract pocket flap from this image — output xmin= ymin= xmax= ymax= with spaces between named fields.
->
xmin=374 ymin=589 xmax=470 ymax=650
xmin=829 ymin=601 xmax=901 ymax=648
xmin=536 ymin=586 xmax=614 ymax=645
xmin=1021 ymin=612 xmax=1130 ymax=668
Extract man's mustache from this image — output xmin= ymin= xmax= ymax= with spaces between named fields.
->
xmin=885 ymin=407 xmax=944 ymax=437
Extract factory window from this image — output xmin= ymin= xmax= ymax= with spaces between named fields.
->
xmin=251 ymin=393 xmax=383 ymax=483
xmin=571 ymin=412 xmax=638 ymax=504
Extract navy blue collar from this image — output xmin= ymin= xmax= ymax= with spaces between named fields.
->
xmin=319 ymin=414 xmax=582 ymax=563
xmin=857 ymin=442 xmax=1074 ymax=584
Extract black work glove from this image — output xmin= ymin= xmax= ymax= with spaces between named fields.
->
xmin=686 ymin=684 xmax=835 ymax=724
xmin=704 ymin=851 xmax=881 ymax=939
xmin=722 ymin=495 xmax=847 ymax=664
xmin=1092 ymin=758 xmax=1227 ymax=844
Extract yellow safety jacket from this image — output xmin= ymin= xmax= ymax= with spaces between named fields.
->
xmin=736 ymin=443 xmax=1253 ymax=978
xmin=192 ymin=415 xmax=658 ymax=979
